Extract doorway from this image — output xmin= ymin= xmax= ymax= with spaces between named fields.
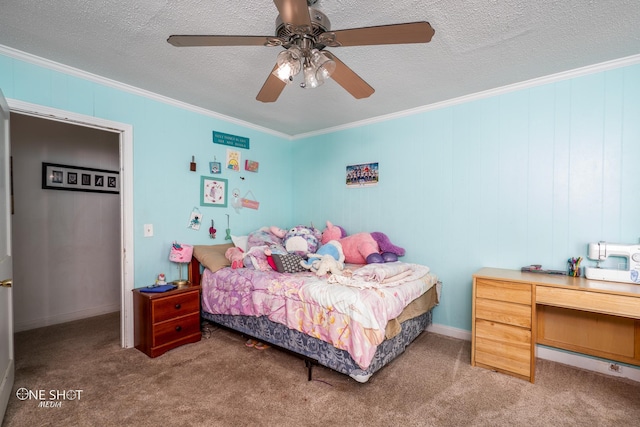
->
xmin=7 ymin=99 xmax=134 ymax=348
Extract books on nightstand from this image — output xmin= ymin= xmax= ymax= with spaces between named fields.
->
xmin=139 ymin=284 xmax=177 ymax=293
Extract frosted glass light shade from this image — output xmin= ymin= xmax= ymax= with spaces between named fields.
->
xmin=273 ymin=46 xmax=302 ymax=83
xmin=310 ymin=49 xmax=335 ymax=82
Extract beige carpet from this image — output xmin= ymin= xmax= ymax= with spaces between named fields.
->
xmin=3 ymin=312 xmax=640 ymax=427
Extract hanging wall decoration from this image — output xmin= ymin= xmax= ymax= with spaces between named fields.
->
xmin=244 ymin=160 xmax=259 ymax=172
xmin=188 ymin=207 xmax=202 ymax=230
xmin=346 ymin=162 xmax=379 ymax=188
xmin=226 ymin=149 xmax=241 ymax=172
xmin=200 ymin=176 xmax=228 ymax=207
xmin=240 ymin=190 xmax=260 ymax=210
xmin=210 ymin=161 xmax=221 ymax=174
xmin=213 ymin=131 xmax=250 ymax=150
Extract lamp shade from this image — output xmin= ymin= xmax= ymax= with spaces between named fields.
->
xmin=169 ymin=243 xmax=193 ymax=263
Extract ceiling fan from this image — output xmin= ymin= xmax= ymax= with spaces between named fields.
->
xmin=167 ymin=0 xmax=435 ymax=102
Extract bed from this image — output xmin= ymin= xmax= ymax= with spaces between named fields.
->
xmin=189 ymin=243 xmax=441 ymax=383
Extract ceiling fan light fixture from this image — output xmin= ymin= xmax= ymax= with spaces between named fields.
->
xmin=310 ymin=49 xmax=336 ymax=81
xmin=302 ymin=63 xmax=323 ymax=89
xmin=273 ymin=46 xmax=303 ymax=83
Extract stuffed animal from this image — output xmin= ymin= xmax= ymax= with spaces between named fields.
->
xmin=320 ymin=221 xmax=405 ymax=264
xmin=225 ymin=247 xmax=245 ymax=269
xmin=301 ymin=240 xmax=345 ymax=276
xmin=281 ymin=225 xmax=322 ymax=257
xmin=309 ymin=255 xmax=344 ymax=276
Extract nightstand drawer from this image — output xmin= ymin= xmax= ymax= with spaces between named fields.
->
xmin=153 ymin=313 xmax=201 ymax=347
xmin=152 ymin=292 xmax=200 ymax=323
xmin=475 ymin=297 xmax=531 ymax=328
xmin=476 ymin=279 xmax=531 ymax=305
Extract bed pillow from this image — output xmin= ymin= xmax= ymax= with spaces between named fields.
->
xmin=271 ymin=253 xmax=307 ymax=273
xmin=193 ymin=243 xmax=234 ymax=272
xmin=231 ymin=235 xmax=248 ymax=252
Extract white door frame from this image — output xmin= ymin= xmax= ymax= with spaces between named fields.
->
xmin=7 ymin=98 xmax=134 ymax=348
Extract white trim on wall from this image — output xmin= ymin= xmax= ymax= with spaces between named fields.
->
xmin=293 ymin=53 xmax=640 ymax=139
xmin=7 ymin=98 xmax=135 ymax=349
xmin=0 ymin=44 xmax=291 ymax=140
xmin=2 ymin=43 xmax=640 ymax=141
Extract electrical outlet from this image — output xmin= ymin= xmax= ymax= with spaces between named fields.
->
xmin=144 ymin=224 xmax=154 ymax=237
xmin=609 ymin=363 xmax=622 ymax=373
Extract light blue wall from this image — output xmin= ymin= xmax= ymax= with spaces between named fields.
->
xmin=293 ymin=64 xmax=640 ymax=331
xmin=0 ymin=53 xmax=294 ymax=286
xmin=2 ymin=51 xmax=639 ymax=332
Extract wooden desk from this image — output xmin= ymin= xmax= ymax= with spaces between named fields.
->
xmin=471 ymin=267 xmax=640 ymax=382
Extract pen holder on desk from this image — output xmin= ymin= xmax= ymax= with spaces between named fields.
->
xmin=567 ymin=257 xmax=583 ymax=277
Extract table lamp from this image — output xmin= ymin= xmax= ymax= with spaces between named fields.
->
xmin=169 ymin=242 xmax=193 ymax=288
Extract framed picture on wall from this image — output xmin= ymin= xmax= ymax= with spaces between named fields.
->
xmin=346 ymin=162 xmax=379 ymax=188
xmin=42 ymin=162 xmax=120 ymax=194
xmin=200 ymin=176 xmax=228 ymax=207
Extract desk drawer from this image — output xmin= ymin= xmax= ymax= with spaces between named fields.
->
xmin=476 ymin=279 xmax=531 ymax=305
xmin=475 ymin=319 xmax=531 ymax=378
xmin=475 ymin=297 xmax=532 ymax=328
xmin=536 ymin=286 xmax=640 ymax=319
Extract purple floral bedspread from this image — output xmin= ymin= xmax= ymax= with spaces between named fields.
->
xmin=201 ymin=264 xmax=438 ymax=369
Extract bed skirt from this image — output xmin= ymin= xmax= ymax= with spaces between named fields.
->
xmin=201 ymin=309 xmax=432 ymax=383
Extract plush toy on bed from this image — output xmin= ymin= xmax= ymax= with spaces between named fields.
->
xmin=301 ymin=240 xmax=345 ymax=276
xmin=272 ymin=224 xmax=322 ymax=257
xmin=320 ymin=221 xmax=405 ymax=264
xmin=225 ymin=247 xmax=245 ymax=269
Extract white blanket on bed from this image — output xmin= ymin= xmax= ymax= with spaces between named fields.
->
xmin=328 ymin=262 xmax=430 ymax=289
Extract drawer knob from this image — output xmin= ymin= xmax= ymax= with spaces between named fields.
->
xmin=175 ymin=325 xmax=182 ymax=332
xmin=175 ymin=303 xmax=181 ymax=310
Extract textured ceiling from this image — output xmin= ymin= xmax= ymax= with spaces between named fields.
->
xmin=1 ymin=0 xmax=640 ymax=136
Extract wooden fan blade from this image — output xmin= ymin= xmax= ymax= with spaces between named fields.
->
xmin=324 ymin=52 xmax=374 ymax=99
xmin=256 ymin=64 xmax=287 ymax=103
xmin=168 ymin=35 xmax=275 ymax=47
xmin=320 ymin=21 xmax=435 ymax=47
xmin=273 ymin=0 xmax=311 ymax=28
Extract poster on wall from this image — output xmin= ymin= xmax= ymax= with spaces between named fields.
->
xmin=226 ymin=149 xmax=241 ymax=172
xmin=346 ymin=162 xmax=379 ymax=188
xmin=42 ymin=162 xmax=120 ymax=194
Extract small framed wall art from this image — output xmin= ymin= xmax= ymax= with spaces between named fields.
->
xmin=209 ymin=161 xmax=221 ymax=174
xmin=200 ymin=176 xmax=228 ymax=207
xmin=244 ymin=160 xmax=259 ymax=172
xmin=346 ymin=162 xmax=379 ymax=188
xmin=42 ymin=162 xmax=120 ymax=194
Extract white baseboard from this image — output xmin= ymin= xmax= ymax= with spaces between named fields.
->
xmin=536 ymin=346 xmax=640 ymax=382
xmin=426 ymin=323 xmax=472 ymax=341
xmin=14 ymin=304 xmax=120 ymax=333
xmin=427 ymin=322 xmax=640 ymax=383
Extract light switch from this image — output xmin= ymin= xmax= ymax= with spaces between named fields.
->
xmin=144 ymin=224 xmax=154 ymax=237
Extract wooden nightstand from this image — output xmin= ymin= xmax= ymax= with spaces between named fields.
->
xmin=133 ymin=284 xmax=201 ymax=357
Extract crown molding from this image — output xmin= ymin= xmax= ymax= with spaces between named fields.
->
xmin=3 ymin=44 xmax=639 ymax=141
xmin=0 ymin=44 xmax=292 ymax=140
xmin=292 ymin=53 xmax=640 ymax=140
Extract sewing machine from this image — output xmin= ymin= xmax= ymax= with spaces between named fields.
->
xmin=584 ymin=241 xmax=640 ymax=284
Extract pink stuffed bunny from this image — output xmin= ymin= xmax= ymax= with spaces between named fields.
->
xmin=225 ymin=247 xmax=245 ymax=269
xmin=321 ymin=221 xmax=405 ymax=264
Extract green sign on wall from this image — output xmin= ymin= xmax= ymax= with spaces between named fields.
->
xmin=213 ymin=131 xmax=250 ymax=149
